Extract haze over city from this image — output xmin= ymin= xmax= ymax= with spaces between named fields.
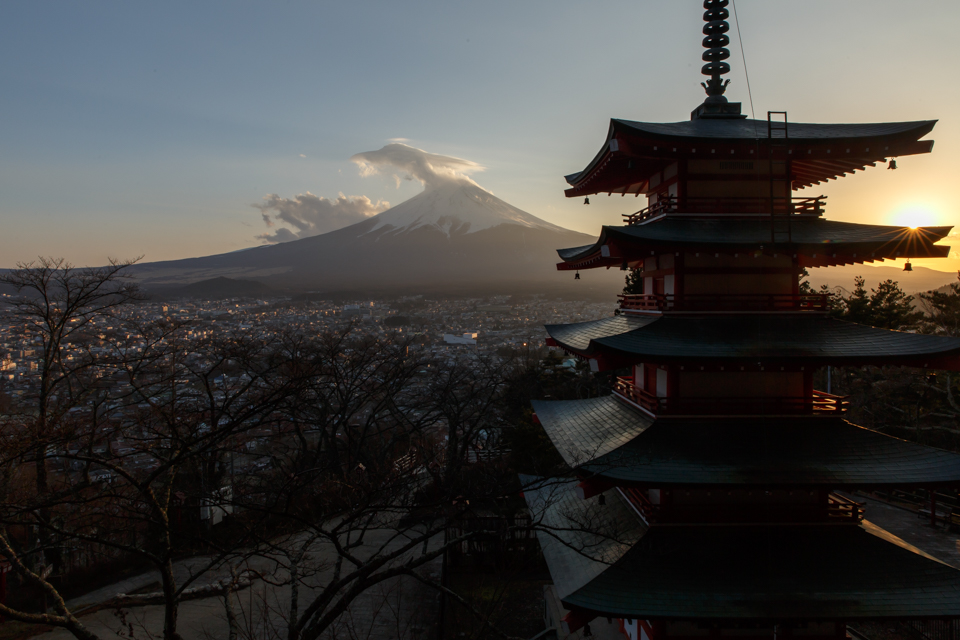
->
xmin=2 ymin=0 xmax=958 ymax=272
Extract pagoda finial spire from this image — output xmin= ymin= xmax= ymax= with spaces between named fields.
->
xmin=701 ymin=0 xmax=732 ymax=104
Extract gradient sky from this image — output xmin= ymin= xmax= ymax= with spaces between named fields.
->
xmin=2 ymin=1 xmax=958 ymax=270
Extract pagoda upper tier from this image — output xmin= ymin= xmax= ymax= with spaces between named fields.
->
xmin=564 ymin=117 xmax=936 ymax=197
xmin=545 ymin=314 xmax=960 ymax=369
xmin=556 ymin=218 xmax=951 ymax=270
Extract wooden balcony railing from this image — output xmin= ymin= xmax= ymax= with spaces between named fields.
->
xmin=613 ymin=377 xmax=849 ymax=416
xmin=618 ymin=487 xmax=660 ymax=524
xmin=620 ymin=487 xmax=861 ymax=525
xmin=618 ymin=293 xmax=832 ymax=314
xmin=613 ymin=377 xmax=660 ymax=413
xmin=623 ymin=195 xmax=827 ymax=225
xmin=827 ymin=493 xmax=865 ymax=523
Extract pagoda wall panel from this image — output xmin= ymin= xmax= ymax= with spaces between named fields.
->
xmin=657 ymin=368 xmax=668 ymax=397
xmin=688 ymin=159 xmax=787 ymax=177
xmin=677 ymin=371 xmax=803 ymax=399
xmin=686 ymin=180 xmax=788 ymax=199
xmin=683 ymin=254 xmax=791 ymax=268
xmin=683 ymin=273 xmax=793 ymax=295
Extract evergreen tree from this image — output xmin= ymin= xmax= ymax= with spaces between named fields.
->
xmin=838 ymin=276 xmax=922 ymax=330
xmin=919 ymin=272 xmax=960 ymax=337
xmin=798 ymin=268 xmax=813 ymax=294
xmin=843 ymin=276 xmax=871 ymax=324
xmin=623 ymin=267 xmax=644 ymax=295
xmin=868 ymin=279 xmax=923 ymax=330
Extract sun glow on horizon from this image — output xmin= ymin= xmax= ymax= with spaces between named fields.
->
xmin=890 ymin=205 xmax=939 ymax=229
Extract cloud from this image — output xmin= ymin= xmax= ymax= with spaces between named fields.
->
xmin=254 ymin=192 xmax=390 ymax=244
xmin=350 ymin=143 xmax=484 ymax=191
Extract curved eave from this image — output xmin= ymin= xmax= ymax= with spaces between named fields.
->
xmin=534 ymin=396 xmax=960 ymax=488
xmin=561 ymin=522 xmax=960 ymax=621
xmin=564 ymin=118 xmax=937 ymax=197
xmin=555 ymin=221 xmax=952 ymax=271
xmin=545 ymin=315 xmax=960 ymax=369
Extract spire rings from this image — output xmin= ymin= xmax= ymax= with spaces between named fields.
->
xmin=700 ymin=0 xmax=732 ymax=100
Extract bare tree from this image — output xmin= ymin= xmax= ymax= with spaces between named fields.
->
xmin=211 ymin=332 xmax=530 ymax=640
xmin=0 ymin=311 xmax=307 ymax=639
xmin=0 ymin=256 xmax=144 ymax=495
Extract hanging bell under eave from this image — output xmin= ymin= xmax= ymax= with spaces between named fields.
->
xmin=904 ymin=261 xmax=913 ymax=272
xmin=584 ymin=197 xmax=590 ymax=205
xmin=888 ymin=159 xmax=898 ymax=170
xmin=574 ymin=271 xmax=581 ymax=280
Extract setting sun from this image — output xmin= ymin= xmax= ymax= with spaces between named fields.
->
xmin=890 ymin=205 xmax=939 ymax=229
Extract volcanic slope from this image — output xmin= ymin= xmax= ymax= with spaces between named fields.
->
xmin=133 ymin=182 xmax=605 ymax=295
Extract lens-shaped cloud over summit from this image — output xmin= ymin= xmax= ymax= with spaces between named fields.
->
xmin=255 ymin=143 xmax=490 ymax=243
xmin=350 ymin=143 xmax=484 ymax=190
xmin=255 ymin=193 xmax=389 ymax=244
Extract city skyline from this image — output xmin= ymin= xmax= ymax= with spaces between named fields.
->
xmin=2 ymin=0 xmax=958 ymax=270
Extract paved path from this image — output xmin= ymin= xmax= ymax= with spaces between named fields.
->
xmin=35 ymin=527 xmax=443 ymax=640
xmin=856 ymin=493 xmax=960 ymax=568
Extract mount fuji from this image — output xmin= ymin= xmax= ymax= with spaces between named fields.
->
xmin=132 ymin=181 xmax=607 ymax=295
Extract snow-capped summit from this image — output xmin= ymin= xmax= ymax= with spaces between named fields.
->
xmin=364 ymin=181 xmax=566 ymax=236
xmin=131 ymin=167 xmax=605 ymax=294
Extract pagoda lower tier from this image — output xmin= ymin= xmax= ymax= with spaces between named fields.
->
xmin=545 ymin=314 xmax=960 ymax=369
xmin=532 ymin=396 xmax=960 ymax=489
xmin=524 ymin=479 xmax=960 ymax=634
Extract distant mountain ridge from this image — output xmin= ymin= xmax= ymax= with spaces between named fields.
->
xmin=132 ymin=183 xmax=616 ymax=296
xmin=158 ymin=277 xmax=275 ymax=300
xmin=806 ymin=264 xmax=958 ymax=296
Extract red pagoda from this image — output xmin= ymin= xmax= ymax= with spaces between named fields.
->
xmin=525 ymin=2 xmax=960 ymax=639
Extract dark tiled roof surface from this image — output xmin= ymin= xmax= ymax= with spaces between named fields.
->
xmin=522 ymin=478 xmax=646 ymax=600
xmin=557 ymin=219 xmax=951 ymax=263
xmin=613 ymin=118 xmax=936 ymax=142
xmin=532 ymin=397 xmax=654 ymax=468
xmin=557 ymin=244 xmax=596 ymax=260
xmin=546 ymin=315 xmax=655 ymax=352
xmin=563 ymin=521 xmax=960 ymax=619
xmin=545 ymin=314 xmax=960 ymax=364
xmin=529 ymin=399 xmax=960 ymax=486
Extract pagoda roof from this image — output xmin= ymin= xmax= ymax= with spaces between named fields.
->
xmin=545 ymin=314 xmax=960 ymax=368
xmin=532 ymin=396 xmax=960 ymax=488
xmin=565 ymin=118 xmax=936 ymax=195
xmin=525 ymin=480 xmax=960 ymax=620
xmin=556 ymin=218 xmax=951 ymax=270
xmin=614 ymin=118 xmax=935 ymax=143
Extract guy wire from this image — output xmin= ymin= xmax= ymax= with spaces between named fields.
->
xmin=731 ymin=0 xmax=756 ymax=121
